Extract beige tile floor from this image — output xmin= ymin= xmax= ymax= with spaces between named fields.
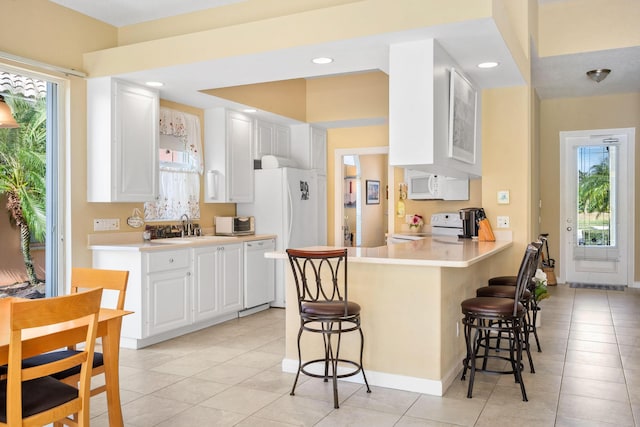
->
xmin=87 ymin=284 xmax=640 ymax=426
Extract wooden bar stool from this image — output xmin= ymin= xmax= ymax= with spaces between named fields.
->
xmin=286 ymin=248 xmax=371 ymax=409
xmin=460 ymin=242 xmax=539 ymax=401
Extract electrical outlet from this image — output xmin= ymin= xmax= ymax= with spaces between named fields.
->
xmin=497 ymin=216 xmax=510 ymax=228
xmin=93 ymin=218 xmax=120 ymax=231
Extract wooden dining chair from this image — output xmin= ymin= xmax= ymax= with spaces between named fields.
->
xmin=21 ymin=268 xmax=129 ymax=397
xmin=0 ymin=287 xmax=103 ymax=427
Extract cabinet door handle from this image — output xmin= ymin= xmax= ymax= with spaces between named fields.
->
xmin=169 ymin=258 xmax=174 ymax=263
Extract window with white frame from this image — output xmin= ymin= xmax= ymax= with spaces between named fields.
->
xmin=144 ymin=108 xmax=203 ymax=221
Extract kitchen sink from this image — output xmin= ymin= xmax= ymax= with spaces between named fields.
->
xmin=147 ymin=238 xmax=192 ymax=245
xmin=148 ymin=235 xmax=240 ymax=245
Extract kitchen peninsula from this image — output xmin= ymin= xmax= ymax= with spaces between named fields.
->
xmin=271 ymin=236 xmax=512 ymax=396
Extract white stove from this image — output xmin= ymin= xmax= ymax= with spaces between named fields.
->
xmin=430 ymin=212 xmax=463 ymax=236
xmin=388 ymin=212 xmax=462 ymax=244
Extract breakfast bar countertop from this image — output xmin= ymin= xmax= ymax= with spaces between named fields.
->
xmin=267 ymin=236 xmax=512 ymax=268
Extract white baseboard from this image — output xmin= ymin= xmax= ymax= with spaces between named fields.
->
xmin=282 ymin=358 xmax=445 ymax=396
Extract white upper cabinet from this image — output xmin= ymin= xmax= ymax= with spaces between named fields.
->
xmin=254 ymin=119 xmax=291 ymax=160
xmin=204 ymin=108 xmax=254 ymax=203
xmin=389 ymin=39 xmax=481 ymax=179
xmin=87 ymin=77 xmax=159 ymax=202
xmin=290 ymin=124 xmax=327 ymax=175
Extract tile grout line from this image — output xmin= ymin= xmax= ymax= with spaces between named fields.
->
xmin=611 ymin=290 xmax=638 ymax=427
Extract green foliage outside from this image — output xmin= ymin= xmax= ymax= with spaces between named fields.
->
xmin=0 ymin=95 xmax=47 ymax=285
xmin=577 ymin=156 xmax=611 ymax=246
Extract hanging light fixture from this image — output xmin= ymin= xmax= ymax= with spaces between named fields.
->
xmin=586 ymin=68 xmax=611 ymax=83
xmin=0 ymin=94 xmax=19 ymax=128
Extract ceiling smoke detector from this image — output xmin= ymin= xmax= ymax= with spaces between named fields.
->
xmin=586 ymin=68 xmax=611 ymax=83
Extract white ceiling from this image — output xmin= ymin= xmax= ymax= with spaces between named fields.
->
xmin=49 ymin=0 xmax=640 ymax=120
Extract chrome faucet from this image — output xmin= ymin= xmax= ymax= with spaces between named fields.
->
xmin=180 ymin=213 xmax=192 ymax=237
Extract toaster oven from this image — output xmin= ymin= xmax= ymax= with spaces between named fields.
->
xmin=215 ymin=216 xmax=255 ymax=236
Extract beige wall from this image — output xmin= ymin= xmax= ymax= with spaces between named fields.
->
xmin=306 ymin=72 xmax=389 ymax=124
xmin=202 ymin=79 xmax=307 ymax=122
xmin=537 ymin=0 xmax=640 ymax=56
xmin=482 ymin=86 xmax=534 ymax=274
xmin=539 ymin=92 xmax=640 ymax=281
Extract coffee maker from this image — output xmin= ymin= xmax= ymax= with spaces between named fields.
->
xmin=458 ymin=208 xmax=485 ymax=239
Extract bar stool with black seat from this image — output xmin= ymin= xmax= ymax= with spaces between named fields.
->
xmin=485 ymin=236 xmax=546 ymax=352
xmin=460 ymin=242 xmax=539 ymax=401
xmin=286 ymin=248 xmax=371 ymax=409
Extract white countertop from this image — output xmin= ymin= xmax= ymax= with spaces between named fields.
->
xmin=89 ymin=233 xmax=277 ymax=252
xmin=267 ymin=236 xmax=512 ymax=268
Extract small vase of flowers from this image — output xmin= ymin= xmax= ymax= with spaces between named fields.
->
xmin=533 ymin=268 xmax=549 ymax=302
xmin=532 ymin=268 xmax=549 ymax=327
xmin=408 ymin=214 xmax=424 ymax=232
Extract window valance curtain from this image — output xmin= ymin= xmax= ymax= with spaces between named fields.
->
xmin=145 ymin=107 xmax=203 ymax=221
xmin=159 ymin=107 xmax=203 ymax=174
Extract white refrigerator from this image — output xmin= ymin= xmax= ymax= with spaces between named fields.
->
xmin=237 ymin=167 xmax=324 ymax=307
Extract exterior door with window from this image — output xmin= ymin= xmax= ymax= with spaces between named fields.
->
xmin=560 ymin=128 xmax=635 ymax=286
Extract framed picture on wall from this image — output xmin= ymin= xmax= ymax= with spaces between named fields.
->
xmin=448 ymin=68 xmax=477 ymax=164
xmin=366 ymin=180 xmax=380 ymax=205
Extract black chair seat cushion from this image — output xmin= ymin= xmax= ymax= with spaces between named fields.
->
xmin=476 ymin=285 xmax=531 ymax=300
xmin=461 ymin=297 xmax=525 ymax=317
xmin=302 ymin=301 xmax=361 ymax=317
xmin=488 ymin=276 xmax=517 ymax=286
xmin=21 ymin=350 xmax=104 ymax=380
xmin=0 ymin=376 xmax=78 ymax=422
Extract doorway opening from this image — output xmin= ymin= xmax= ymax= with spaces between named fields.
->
xmin=334 ymin=147 xmax=391 ymax=248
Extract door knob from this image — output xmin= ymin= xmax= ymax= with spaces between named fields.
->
xmin=566 ymin=227 xmax=572 ymax=231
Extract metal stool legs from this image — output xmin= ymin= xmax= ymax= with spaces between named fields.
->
xmin=461 ymin=315 xmax=528 ymax=401
xmin=290 ymin=320 xmax=371 ymax=409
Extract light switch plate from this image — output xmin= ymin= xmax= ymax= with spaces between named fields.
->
xmin=497 ymin=216 xmax=510 ymax=228
xmin=94 ymin=218 xmax=120 ymax=231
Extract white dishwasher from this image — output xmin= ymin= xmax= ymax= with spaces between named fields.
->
xmin=242 ymin=238 xmax=276 ymax=315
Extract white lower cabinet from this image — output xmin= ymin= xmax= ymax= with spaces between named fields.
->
xmin=192 ymin=243 xmax=243 ymax=322
xmin=145 ymin=248 xmax=192 ymax=336
xmin=92 ymin=242 xmax=244 ymax=349
xmin=147 ymin=266 xmax=192 ymax=336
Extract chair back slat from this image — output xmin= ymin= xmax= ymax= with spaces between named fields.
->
xmin=513 ymin=242 xmax=542 ymax=316
xmin=71 ymin=267 xmax=129 ymax=310
xmin=287 ymin=249 xmax=349 ymax=316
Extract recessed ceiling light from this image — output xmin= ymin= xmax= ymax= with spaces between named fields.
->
xmin=243 ymin=108 xmax=257 ymax=113
xmin=477 ymin=62 xmax=499 ymax=69
xmin=312 ymin=57 xmax=333 ymax=65
xmin=145 ymin=81 xmax=164 ymax=87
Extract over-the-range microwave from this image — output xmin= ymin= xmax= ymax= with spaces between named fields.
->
xmin=405 ymin=169 xmax=469 ymax=200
